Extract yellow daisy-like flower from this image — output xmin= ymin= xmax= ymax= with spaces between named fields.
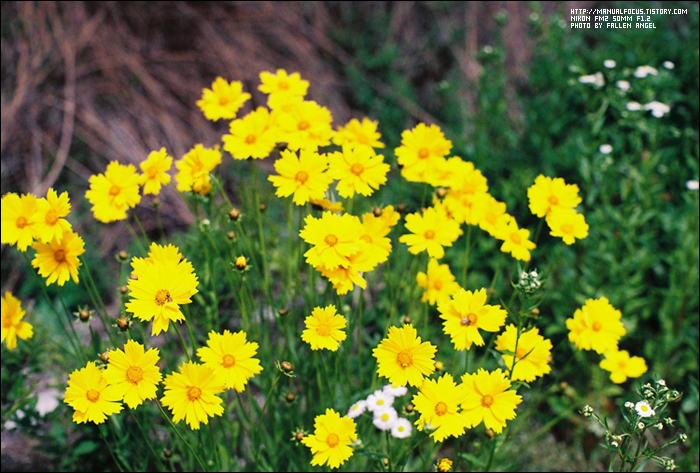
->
xmin=317 ymin=246 xmax=376 ymax=295
xmin=197 ymin=330 xmax=263 ymax=392
xmin=416 ymin=258 xmax=461 ymax=306
xmin=299 ymin=212 xmax=363 ymax=270
xmin=425 ymin=156 xmax=464 ymax=188
xmin=301 ymin=408 xmax=357 ymax=469
xmin=461 ymin=368 xmax=522 ymax=434
xmin=258 ymin=69 xmax=309 ymax=98
xmin=399 ymin=207 xmax=463 ymax=259
xmin=268 ymin=148 xmax=333 ymax=206
xmin=34 ymin=188 xmax=72 ymax=244
xmin=1 ymin=292 xmax=33 ymax=350
xmin=276 ymin=100 xmax=333 ymax=151
xmin=85 ymin=161 xmax=142 ymax=223
xmin=196 ymin=77 xmax=250 ymax=121
xmin=161 ymin=361 xmax=225 ymax=430
xmin=495 ymin=218 xmax=536 ymax=262
xmin=126 ymin=243 xmax=199 ymax=336
xmin=310 ymin=198 xmax=344 ymax=212
xmin=175 ymin=144 xmax=222 ymax=195
xmin=438 ymin=288 xmax=507 ymax=351
xmin=395 ymin=123 xmax=452 ymax=183
xmin=333 ymin=117 xmax=385 ymax=149
xmin=1 ymin=193 xmax=38 ymax=251
xmin=495 ymin=325 xmax=552 ymax=382
xmin=599 ymin=349 xmax=648 ymax=384
xmin=63 ymin=361 xmax=123 ymax=425
xmin=566 ymin=297 xmax=626 ymax=354
xmin=138 ymin=148 xmax=172 ymax=196
xmin=527 ymin=175 xmax=582 ymax=218
xmin=358 ymin=211 xmax=394 ymax=266
xmin=328 ymin=144 xmax=390 ymax=198
xmin=373 ymin=324 xmax=437 ymax=387
xmin=301 ymin=305 xmax=347 ymax=351
xmin=449 ymin=160 xmax=489 ymax=195
xmin=443 ymin=188 xmax=490 ymax=226
xmin=102 ymin=340 xmax=162 ymax=409
xmin=222 ymin=106 xmax=278 ymax=160
xmin=438 ymin=458 xmax=454 ymax=472
xmin=412 ymin=373 xmax=469 ymax=442
xmin=546 ymin=208 xmax=589 ymax=245
xmin=31 ymin=230 xmax=85 ymax=286
xmin=478 ymin=195 xmax=512 ymax=237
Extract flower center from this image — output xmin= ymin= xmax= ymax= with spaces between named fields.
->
xmin=509 ymin=232 xmax=522 ymax=245
xmin=592 ymin=321 xmax=602 ymax=332
xmin=424 ymin=230 xmax=435 ymax=240
xmin=618 ymin=361 xmax=627 ymax=369
xmin=86 ymin=389 xmax=100 ymax=403
xmin=45 ymin=209 xmax=59 ymax=225
xmin=397 ymin=425 xmax=405 ymax=432
xmin=325 ymin=234 xmax=339 ymax=247
xmin=126 ymin=366 xmax=144 ymax=384
xmin=245 ymin=134 xmax=257 ymax=144
xmin=109 ymin=185 xmax=121 ymax=196
xmin=376 ymin=399 xmax=385 ymax=406
xmin=218 ymin=96 xmax=230 ymax=106
xmin=396 ymin=350 xmax=413 ymax=368
xmin=15 ymin=216 xmax=28 ymax=229
xmin=357 ymin=134 xmax=369 ymax=144
xmin=434 ymin=401 xmax=448 ymax=416
xmin=640 ymin=404 xmax=649 ymax=413
xmin=222 ymin=354 xmax=236 ymax=368
xmin=297 ymin=120 xmax=310 ymax=131
xmin=460 ymin=313 xmax=476 ymax=326
xmin=326 ymin=433 xmax=340 ymax=448
xmin=381 ymin=413 xmax=390 ymax=421
xmin=295 ymin=171 xmax=309 ymax=184
xmin=481 ymin=394 xmax=494 ymax=408
xmin=316 ymin=323 xmax=331 ymax=337
xmin=350 ymin=163 xmax=364 ymax=175
xmin=154 ymin=289 xmax=172 ymax=306
xmin=561 ymin=223 xmax=574 ymax=234
xmin=418 ymin=148 xmax=430 ymax=159
xmin=187 ymin=386 xmax=202 ymax=401
xmin=548 ymin=196 xmax=559 ymax=206
xmin=2 ymin=316 xmax=13 ymax=328
xmin=516 ymin=348 xmax=527 ymax=360
xmin=360 ymin=234 xmax=373 ymax=244
xmin=54 ymin=249 xmax=66 ymax=263
xmin=278 ymin=80 xmax=289 ymax=90
xmin=433 ymin=280 xmax=443 ymax=290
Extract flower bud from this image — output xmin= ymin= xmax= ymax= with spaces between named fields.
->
xmin=227 ymin=231 xmax=236 ymax=240
xmin=100 ymin=351 xmax=110 ymax=363
xmin=116 ymin=317 xmax=130 ymax=331
xmin=373 ymin=207 xmax=383 ymax=217
xmin=436 ymin=187 xmax=447 ymax=199
xmin=229 ymin=208 xmax=241 ymax=220
xmin=118 ymin=250 xmax=128 ymax=261
xmin=285 ymin=393 xmax=296 ymax=403
xmin=281 ymin=361 xmax=293 ymax=372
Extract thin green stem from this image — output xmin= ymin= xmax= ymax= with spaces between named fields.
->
xmin=125 ymin=219 xmax=148 ymax=255
xmin=132 ymin=211 xmax=150 ymax=243
xmin=156 ymin=400 xmax=208 ymax=471
xmin=254 ymin=374 xmax=282 ymax=467
xmin=173 ymin=323 xmax=192 ymax=361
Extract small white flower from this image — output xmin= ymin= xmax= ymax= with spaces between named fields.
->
xmin=656 ymin=423 xmax=664 ymax=430
xmin=604 ymin=59 xmax=617 ymax=68
xmin=679 ymin=433 xmax=688 ymax=442
xmin=483 ymin=45 xmax=494 ymax=54
xmin=611 ymin=440 xmax=619 ymax=447
xmin=635 ymin=400 xmax=655 ymax=418
xmin=657 ymin=379 xmax=666 ymax=386
xmin=529 ymin=12 xmax=540 ymax=22
xmin=634 ymin=65 xmax=659 ymax=78
xmin=638 ymin=422 xmax=646 ymax=429
xmin=391 ymin=417 xmax=413 ymax=439
xmin=599 ymin=144 xmax=613 ymax=154
xmin=686 ymin=180 xmax=699 ymax=190
xmin=616 ymin=80 xmax=630 ymax=91
xmin=624 ymin=401 xmax=634 ymax=408
xmin=663 ymin=61 xmax=675 ymax=70
xmin=366 ymin=389 xmax=394 ymax=412
xmin=644 ymin=101 xmax=670 ymax=118
xmin=372 ymin=407 xmax=398 ymax=431
xmin=383 ymin=383 xmax=408 ymax=397
xmin=627 ymin=101 xmax=642 ymax=111
xmin=347 ymin=400 xmax=367 ymax=419
xmin=579 ymin=72 xmax=605 ymax=87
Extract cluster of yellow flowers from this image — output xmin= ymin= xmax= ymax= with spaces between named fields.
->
xmin=528 ymin=175 xmax=589 ymax=245
xmin=1 ymin=292 xmax=33 ymax=350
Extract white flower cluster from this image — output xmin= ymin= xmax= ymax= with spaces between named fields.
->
xmin=579 ymin=72 xmax=605 ymax=87
xmin=634 ymin=65 xmax=659 ymax=78
xmin=347 ymin=384 xmax=413 ymax=439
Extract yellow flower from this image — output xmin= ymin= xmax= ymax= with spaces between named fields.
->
xmin=102 ymin=340 xmax=162 ymax=409
xmin=546 ymin=208 xmax=589 ymax=245
xmin=1 ymin=193 xmax=38 ymax=251
xmin=437 ymin=458 xmax=454 ymax=472
xmin=358 ymin=210 xmax=394 ymax=266
xmin=478 ymin=195 xmax=512 ymax=237
xmin=317 ymin=247 xmax=375 ymax=295
xmin=599 ymin=350 xmax=648 ymax=384
xmin=196 ymin=77 xmax=250 ymax=121
xmin=333 ymin=117 xmax=385 ymax=149
xmin=258 ymin=69 xmax=309 ymax=98
xmin=299 ymin=212 xmax=363 ymax=270
xmin=461 ymin=368 xmax=522 ymax=434
xmin=175 ymin=144 xmax=222 ymax=195
xmin=495 ymin=325 xmax=552 ymax=382
xmin=1 ymin=292 xmax=33 ymax=350
xmin=310 ymin=198 xmax=344 ymax=212
xmin=416 ymin=258 xmax=461 ymax=306
xmin=443 ymin=188 xmax=490 ymax=226
xmin=31 ymin=230 xmax=85 ymax=286
xmin=328 ymin=145 xmax=390 ymax=198
xmin=63 ymin=361 xmax=123 ymax=425
xmin=395 ymin=123 xmax=452 ymax=182
xmin=527 ymin=175 xmax=582 ymax=218
xmin=566 ymin=297 xmax=626 ymax=354
xmin=495 ymin=218 xmax=536 ymax=262
xmin=197 ymin=330 xmax=263 ymax=392
xmin=161 ymin=361 xmax=225 ymax=430
xmin=222 ymin=106 xmax=278 ymax=160
xmin=276 ymin=100 xmax=333 ymax=151
xmin=399 ymin=207 xmax=463 ymax=259
xmin=425 ymin=156 xmax=464 ymax=188
xmin=301 ymin=408 xmax=357 ymax=469
xmin=139 ymin=148 xmax=172 ymax=196
xmin=33 ymin=188 xmax=72 ymax=244
xmin=438 ymin=288 xmax=507 ymax=350
xmin=268 ymin=148 xmax=333 ymax=206
xmin=373 ymin=324 xmax=437 ymax=387
xmin=301 ymin=305 xmax=347 ymax=351
xmin=449 ymin=160 xmax=489 ymax=195
xmin=412 ymin=373 xmax=469 ymax=442
xmin=126 ymin=243 xmax=199 ymax=336
xmin=85 ymin=161 xmax=141 ymax=223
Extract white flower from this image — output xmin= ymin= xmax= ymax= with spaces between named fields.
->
xmin=616 ymin=80 xmax=630 ymax=91
xmin=483 ymin=45 xmax=494 ymax=54
xmin=529 ymin=12 xmax=540 ymax=22
xmin=657 ymin=379 xmax=666 ymax=386
xmin=611 ymin=440 xmax=619 ymax=447
xmin=644 ymin=101 xmax=670 ymax=118
xmin=366 ymin=389 xmax=394 ymax=412
xmin=383 ymin=383 xmax=408 ymax=397
xmin=391 ymin=417 xmax=413 ymax=439
xmin=599 ymin=144 xmax=613 ymax=154
xmin=627 ymin=101 xmax=642 ymax=111
xmin=634 ymin=65 xmax=659 ymax=78
xmin=663 ymin=61 xmax=675 ymax=70
xmin=579 ymin=72 xmax=604 ymax=87
xmin=635 ymin=400 xmax=655 ymax=418
xmin=604 ymin=59 xmax=617 ymax=68
xmin=624 ymin=401 xmax=634 ymax=409
xmin=347 ymin=400 xmax=367 ymax=419
xmin=638 ymin=422 xmax=645 ymax=429
xmin=686 ymin=180 xmax=699 ymax=190
xmin=372 ymin=407 xmax=398 ymax=431
xmin=656 ymin=423 xmax=664 ymax=430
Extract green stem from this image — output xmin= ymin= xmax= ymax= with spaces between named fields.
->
xmin=125 ymin=219 xmax=148 ymax=255
xmin=254 ymin=374 xmax=282 ymax=467
xmin=173 ymin=323 xmax=192 ymax=361
xmin=132 ymin=211 xmax=150 ymax=244
xmin=156 ymin=400 xmax=208 ymax=471
xmin=131 ymin=408 xmax=166 ymax=470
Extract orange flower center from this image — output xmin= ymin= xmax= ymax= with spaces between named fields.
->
xmin=424 ymin=230 xmax=436 ymax=240
xmin=350 ymin=163 xmax=364 ymax=175
xmin=325 ymin=234 xmax=339 ymax=247
xmin=187 ymin=386 xmax=202 ymax=401
xmin=434 ymin=401 xmax=448 ymax=416
xmin=86 ymin=389 xmax=100 ymax=403
xmin=45 ymin=209 xmax=59 ymax=225
xmin=561 ymin=224 xmax=574 ymax=234
xmin=481 ymin=394 xmax=494 ymax=408
xmin=326 ymin=433 xmax=340 ymax=448
xmin=509 ymin=232 xmax=521 ymax=245
xmin=295 ymin=171 xmax=309 ymax=184
xmin=433 ymin=280 xmax=443 ymax=290
xmin=154 ymin=289 xmax=172 ymax=306
xmin=218 ymin=96 xmax=230 ymax=106
xmin=357 ymin=134 xmax=369 ymax=144
xmin=360 ymin=234 xmax=373 ymax=244
xmin=316 ymin=323 xmax=331 ymax=337
xmin=592 ymin=321 xmax=602 ymax=331
xmin=245 ymin=134 xmax=257 ymax=144
xmin=126 ymin=366 xmax=144 ymax=384
xmin=222 ymin=354 xmax=236 ymax=368
xmin=54 ymin=249 xmax=66 ymax=263
xmin=297 ymin=120 xmax=310 ymax=131
xmin=617 ymin=361 xmax=627 ymax=369
xmin=460 ymin=313 xmax=476 ymax=326
xmin=548 ymin=195 xmax=559 ymax=206
xmin=516 ymin=348 xmax=527 ymax=359
xmin=109 ymin=185 xmax=121 ymax=196
xmin=2 ymin=316 xmax=13 ymax=328
xmin=278 ymin=80 xmax=289 ymax=91
xmin=396 ymin=350 xmax=413 ymax=368
xmin=418 ymin=148 xmax=430 ymax=159
xmin=15 ymin=216 xmax=28 ymax=229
